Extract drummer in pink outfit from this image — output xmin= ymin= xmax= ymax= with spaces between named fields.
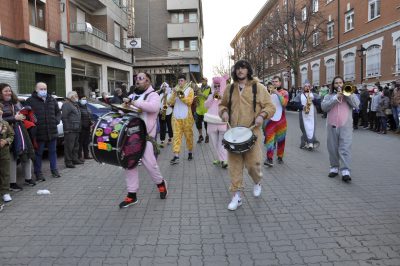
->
xmin=204 ymin=76 xmax=228 ymax=168
xmin=119 ymin=72 xmax=168 ymax=208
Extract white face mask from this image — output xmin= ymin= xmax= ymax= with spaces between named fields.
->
xmin=79 ymin=99 xmax=87 ymax=105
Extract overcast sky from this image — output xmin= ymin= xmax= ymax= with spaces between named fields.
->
xmin=202 ymin=0 xmax=267 ymax=80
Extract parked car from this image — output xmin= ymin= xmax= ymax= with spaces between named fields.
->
xmin=18 ymin=94 xmax=65 ymax=145
xmin=86 ymin=100 xmax=112 ymax=122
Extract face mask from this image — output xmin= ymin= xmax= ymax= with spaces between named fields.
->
xmin=79 ymin=99 xmax=87 ymax=105
xmin=38 ymin=90 xmax=47 ymax=97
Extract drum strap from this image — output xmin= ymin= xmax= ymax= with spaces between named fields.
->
xmin=228 ymin=83 xmax=257 ymax=125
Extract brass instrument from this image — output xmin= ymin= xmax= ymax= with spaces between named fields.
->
xmin=342 ymin=82 xmax=355 ymax=96
xmin=161 ymin=84 xmax=168 ymax=120
xmin=213 ymin=91 xmax=221 ymax=100
xmin=304 ymin=91 xmax=312 ymax=114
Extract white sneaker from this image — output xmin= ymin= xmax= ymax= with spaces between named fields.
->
xmin=3 ymin=194 xmax=12 ymax=202
xmin=228 ymin=194 xmax=242 ymax=211
xmin=341 ymin=169 xmax=350 ymax=176
xmin=253 ymin=183 xmax=262 ymax=197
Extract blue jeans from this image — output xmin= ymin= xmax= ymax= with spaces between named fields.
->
xmin=392 ymin=106 xmax=400 ymax=130
xmin=34 ymin=139 xmax=58 ymax=174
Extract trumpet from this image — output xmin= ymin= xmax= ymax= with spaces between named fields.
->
xmin=177 ymin=89 xmax=185 ymax=99
xmin=343 ymin=83 xmax=355 ymax=96
xmin=213 ymin=91 xmax=221 ymax=100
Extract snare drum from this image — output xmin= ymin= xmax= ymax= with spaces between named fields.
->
xmin=90 ymin=111 xmax=147 ymax=169
xmin=222 ymin=127 xmax=257 ymax=153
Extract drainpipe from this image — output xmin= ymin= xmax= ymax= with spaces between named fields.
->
xmin=336 ymin=0 xmax=341 ymax=75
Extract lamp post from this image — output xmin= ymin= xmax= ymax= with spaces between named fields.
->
xmin=356 ymin=45 xmax=366 ymax=84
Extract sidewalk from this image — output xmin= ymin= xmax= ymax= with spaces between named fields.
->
xmin=0 ymin=111 xmax=399 ymax=266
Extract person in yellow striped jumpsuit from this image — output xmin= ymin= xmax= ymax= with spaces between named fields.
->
xmin=168 ymin=74 xmax=194 ymax=165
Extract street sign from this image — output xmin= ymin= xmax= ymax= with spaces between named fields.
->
xmin=126 ymin=38 xmax=141 ymax=49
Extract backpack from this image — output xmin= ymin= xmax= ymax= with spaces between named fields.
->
xmin=228 ymin=83 xmax=257 ymax=124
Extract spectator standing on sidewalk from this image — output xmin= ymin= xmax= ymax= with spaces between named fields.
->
xmin=78 ymin=96 xmax=93 ymax=160
xmin=0 ymin=102 xmax=14 ymax=204
xmin=391 ymin=79 xmax=400 ymax=133
xmin=369 ymin=87 xmax=380 ymax=131
xmin=62 ymin=91 xmax=83 ymax=168
xmin=27 ymin=82 xmax=61 ymax=181
xmin=377 ymin=90 xmax=390 ymax=134
xmin=0 ymin=83 xmax=36 ymax=190
xmin=359 ymin=85 xmax=370 ymax=128
xmin=110 ymin=88 xmax=124 ymax=105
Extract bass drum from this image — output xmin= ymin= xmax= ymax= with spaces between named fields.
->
xmin=90 ymin=112 xmax=147 ymax=169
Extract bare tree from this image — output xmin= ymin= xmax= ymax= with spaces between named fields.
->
xmin=212 ymin=59 xmax=230 ymax=77
xmin=260 ymin=0 xmax=327 ymax=87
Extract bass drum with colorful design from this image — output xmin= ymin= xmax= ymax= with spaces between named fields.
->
xmin=90 ymin=112 xmax=147 ymax=169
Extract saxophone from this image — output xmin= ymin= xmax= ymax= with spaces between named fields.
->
xmin=161 ymin=87 xmax=168 ymax=120
xmin=304 ymin=91 xmax=312 ymax=114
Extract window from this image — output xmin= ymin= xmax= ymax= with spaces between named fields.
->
xmin=301 ymin=67 xmax=308 ymax=86
xmin=366 ymin=45 xmax=381 ymax=77
xmin=114 ymin=23 xmax=121 ymax=47
xmin=368 ymin=0 xmax=381 ymax=21
xmin=171 ymin=13 xmax=184 ymax=23
xmin=345 ymin=10 xmax=354 ymax=32
xmin=312 ymin=64 xmax=320 ymax=86
xmin=395 ymin=38 xmax=400 ymax=73
xmin=343 ymin=53 xmax=355 ymax=81
xmin=327 ymin=22 xmax=334 ymax=40
xmin=312 ymin=0 xmax=319 ymax=13
xmin=325 ymin=59 xmax=335 ymax=84
xmin=189 ymin=12 xmax=197 ymax=23
xmin=302 ymin=7 xmax=307 ymax=21
xmin=28 ymin=0 xmax=46 ymax=30
xmin=283 ymin=0 xmax=287 ymax=6
xmin=327 ymin=0 xmax=333 ymax=3
xmin=313 ymin=31 xmax=320 ymax=46
xmin=171 ymin=40 xmax=185 ymax=51
xmin=189 ymin=40 xmax=198 ymax=51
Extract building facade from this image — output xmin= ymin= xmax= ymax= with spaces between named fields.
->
xmin=0 ymin=0 xmax=66 ymax=95
xmin=60 ymin=0 xmax=134 ymax=97
xmin=133 ymin=0 xmax=204 ymax=87
xmin=231 ymin=0 xmax=400 ymax=89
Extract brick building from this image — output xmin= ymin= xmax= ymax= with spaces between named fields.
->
xmin=0 ymin=0 xmax=66 ymax=95
xmin=231 ymin=0 xmax=400 ymax=89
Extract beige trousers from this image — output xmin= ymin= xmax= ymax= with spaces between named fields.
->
xmin=228 ymin=127 xmax=263 ymax=192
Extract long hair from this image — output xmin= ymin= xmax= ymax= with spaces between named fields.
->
xmin=0 ymin=83 xmax=18 ymax=103
xmin=231 ymin=59 xmax=253 ymax=82
xmin=330 ymin=76 xmax=344 ymax=94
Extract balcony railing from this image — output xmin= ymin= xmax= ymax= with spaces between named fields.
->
xmin=344 ymin=73 xmax=355 ymax=81
xmin=112 ymin=0 xmax=127 ymax=12
xmin=114 ymin=40 xmax=121 ymax=48
xmin=70 ymin=23 xmax=107 ymax=42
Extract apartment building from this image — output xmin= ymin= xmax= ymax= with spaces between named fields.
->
xmin=0 ymin=0 xmax=66 ymax=95
xmin=60 ymin=0 xmax=134 ymax=96
xmin=231 ymin=0 xmax=400 ymax=89
xmin=133 ymin=0 xmax=204 ymax=87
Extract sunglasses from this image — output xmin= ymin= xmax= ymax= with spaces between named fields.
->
xmin=214 ymin=85 xmax=220 ymax=88
xmin=136 ymin=76 xmax=147 ymax=81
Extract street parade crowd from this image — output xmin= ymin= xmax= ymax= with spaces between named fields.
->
xmin=1 ymin=59 xmax=400 ymax=211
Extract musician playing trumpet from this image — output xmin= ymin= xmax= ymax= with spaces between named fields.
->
xmin=293 ymin=80 xmax=320 ymax=150
xmin=168 ymin=74 xmax=195 ymax=165
xmin=158 ymin=82 xmax=173 ymax=148
xmin=321 ymin=76 xmax=359 ymax=183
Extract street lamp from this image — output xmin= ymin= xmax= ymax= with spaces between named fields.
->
xmin=356 ymin=45 xmax=366 ymax=84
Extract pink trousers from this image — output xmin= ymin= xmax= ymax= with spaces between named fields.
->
xmin=125 ymin=141 xmax=164 ymax=193
xmin=208 ymin=126 xmax=227 ymax=162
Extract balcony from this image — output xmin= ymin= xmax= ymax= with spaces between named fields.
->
xmin=69 ymin=23 xmax=130 ymax=63
xmin=167 ymin=0 xmax=198 ymax=10
xmin=29 ymin=25 xmax=48 ymax=48
xmin=73 ymin=0 xmax=105 ymax=11
xmin=168 ymin=48 xmax=199 ymax=58
xmin=167 ymin=23 xmax=199 ymax=39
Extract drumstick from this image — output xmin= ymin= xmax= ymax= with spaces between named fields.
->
xmin=249 ymin=124 xmax=256 ymax=130
xmin=227 ymin=122 xmax=231 ymax=129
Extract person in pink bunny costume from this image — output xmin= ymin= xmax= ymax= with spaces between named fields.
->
xmin=204 ymin=76 xmax=228 ymax=168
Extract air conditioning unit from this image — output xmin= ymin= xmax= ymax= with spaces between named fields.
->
xmin=86 ymin=22 xmax=93 ymax=33
xmin=126 ymin=38 xmax=141 ymax=49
